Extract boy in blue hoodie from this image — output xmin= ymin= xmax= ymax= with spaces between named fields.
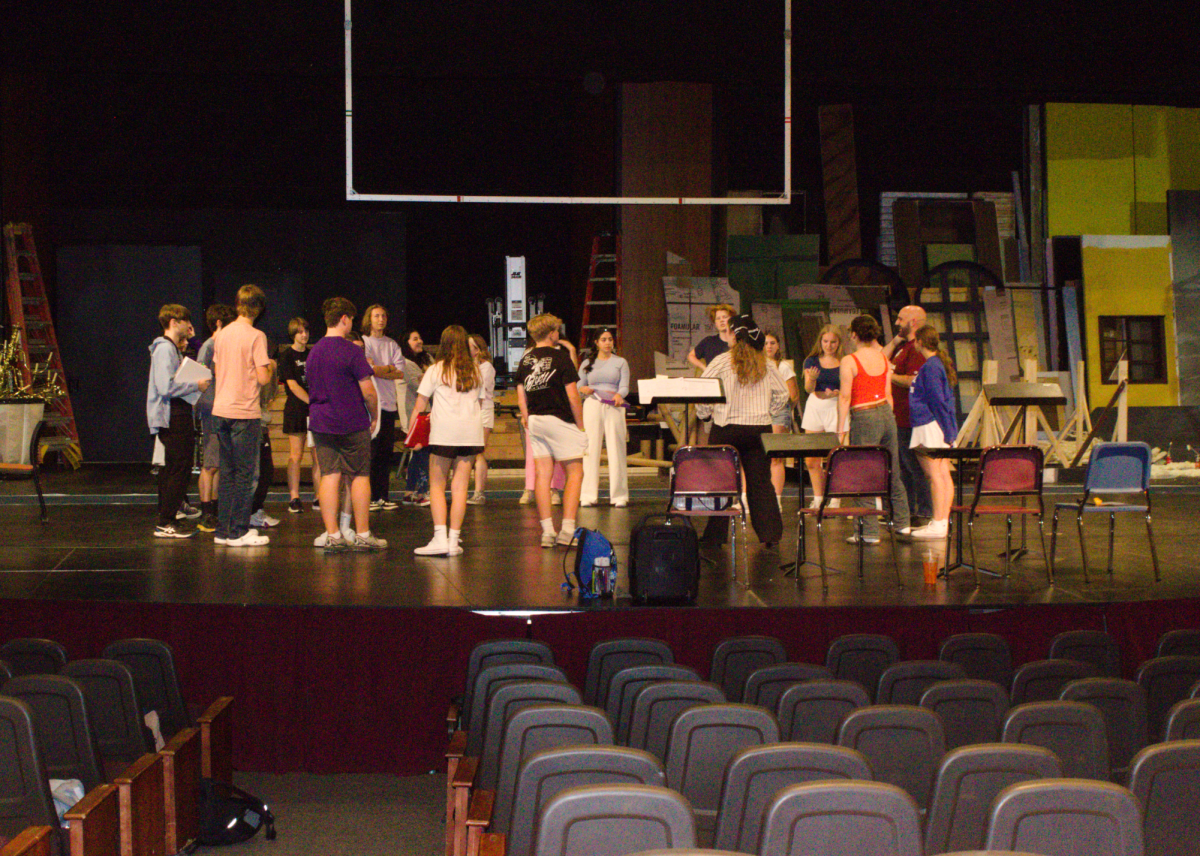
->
xmin=147 ymin=304 xmax=209 ymax=537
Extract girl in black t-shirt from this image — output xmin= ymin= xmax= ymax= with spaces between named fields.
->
xmin=279 ymin=317 xmax=320 ymax=513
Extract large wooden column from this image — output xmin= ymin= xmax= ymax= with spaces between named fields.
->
xmin=620 ymin=82 xmax=713 ymax=381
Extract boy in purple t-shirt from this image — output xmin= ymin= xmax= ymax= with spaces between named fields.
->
xmin=305 ymin=297 xmax=385 ymax=552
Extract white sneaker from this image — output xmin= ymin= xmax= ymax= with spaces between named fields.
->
xmin=540 ymin=532 xmax=557 ymax=548
xmin=467 ymin=492 xmax=486 ymax=505
xmin=519 ymin=490 xmax=534 ymax=505
xmin=249 ymin=510 xmax=279 ymax=528
xmin=340 ymin=525 xmax=355 ymax=544
xmin=828 ymin=498 xmax=840 ymax=509
xmin=807 ymin=496 xmax=823 ymax=510
xmin=910 ymin=520 xmax=950 ymax=540
xmin=313 ymin=531 xmax=331 ymax=547
xmin=551 ymin=490 xmax=562 ymax=506
xmin=415 ymin=535 xmax=450 ymax=556
xmin=580 ymin=500 xmax=596 ymax=507
xmin=556 ymin=530 xmax=576 ymax=546
xmin=225 ymin=529 xmax=269 ymax=547
xmin=175 ymin=502 xmax=202 ymax=520
xmin=612 ymin=500 xmax=628 ymax=508
xmin=352 ymin=531 xmax=388 ymax=551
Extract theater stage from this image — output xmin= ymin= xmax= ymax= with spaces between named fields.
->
xmin=0 ymin=469 xmax=1197 ymax=775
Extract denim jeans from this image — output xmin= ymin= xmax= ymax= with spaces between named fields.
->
xmin=848 ymin=404 xmax=910 ymax=539
xmin=214 ymin=416 xmax=261 ymax=539
xmin=897 ymin=425 xmax=933 ymax=521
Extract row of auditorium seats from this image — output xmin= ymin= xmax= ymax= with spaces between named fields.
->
xmin=0 ymin=637 xmax=233 ymax=856
xmin=443 ymin=633 xmax=1200 ymax=856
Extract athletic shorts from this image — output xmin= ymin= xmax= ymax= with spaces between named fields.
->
xmin=800 ymin=393 xmax=839 ymax=433
xmin=201 ymin=431 xmax=220 ymax=469
xmin=527 ymin=414 xmax=588 ymax=461
xmin=282 ymin=401 xmax=309 ymax=435
xmin=312 ymin=429 xmax=371 ymax=477
xmin=428 ymin=445 xmax=484 ymax=460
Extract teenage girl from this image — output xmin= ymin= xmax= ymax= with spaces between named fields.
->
xmin=907 ymin=325 xmax=958 ymax=540
xmin=467 ymin=334 xmax=496 ymax=504
xmin=763 ymin=332 xmax=800 ymax=506
xmin=800 ymin=324 xmax=845 ymax=508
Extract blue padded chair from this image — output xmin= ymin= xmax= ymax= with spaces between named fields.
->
xmin=1050 ymin=441 xmax=1160 ymax=584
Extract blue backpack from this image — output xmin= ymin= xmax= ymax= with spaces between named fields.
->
xmin=561 ymin=527 xmax=617 ymax=599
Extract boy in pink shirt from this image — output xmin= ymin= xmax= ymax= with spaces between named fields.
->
xmin=212 ymin=284 xmax=275 ymax=546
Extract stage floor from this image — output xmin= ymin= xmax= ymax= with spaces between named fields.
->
xmin=0 ymin=468 xmax=1193 ymax=610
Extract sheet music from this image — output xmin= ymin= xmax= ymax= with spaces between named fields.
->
xmin=638 ymin=376 xmax=722 ymax=402
xmin=174 ymin=357 xmax=212 ymax=384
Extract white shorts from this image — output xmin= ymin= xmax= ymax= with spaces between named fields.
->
xmin=481 ymin=407 xmax=495 ymax=430
xmin=910 ymin=421 xmax=948 ymax=449
xmin=528 ymin=414 xmax=588 ymax=461
xmin=801 ymin=394 xmax=839 ymax=433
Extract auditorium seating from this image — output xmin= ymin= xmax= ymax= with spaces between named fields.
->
xmin=584 ymin=639 xmax=673 ymax=709
xmin=0 ymin=636 xmax=234 ymax=856
xmin=441 ymin=628 xmax=1200 ymax=856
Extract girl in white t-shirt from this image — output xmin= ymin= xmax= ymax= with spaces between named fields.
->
xmin=412 ymin=325 xmax=484 ymax=557
xmin=764 ymin=331 xmax=801 ymax=505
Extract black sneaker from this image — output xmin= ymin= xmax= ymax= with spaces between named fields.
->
xmin=155 ymin=522 xmax=196 ymax=539
xmin=288 ymin=498 xmax=303 ymax=514
xmin=196 ymin=513 xmax=218 ymax=532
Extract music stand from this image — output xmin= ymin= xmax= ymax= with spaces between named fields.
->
xmin=919 ymin=445 xmax=986 ymax=577
xmin=763 ymin=432 xmax=840 ymax=574
xmin=637 ymin=377 xmax=725 ymax=446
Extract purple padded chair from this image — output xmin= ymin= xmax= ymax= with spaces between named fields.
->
xmin=668 ymin=445 xmax=748 ymax=575
xmin=796 ymin=445 xmax=902 ymax=592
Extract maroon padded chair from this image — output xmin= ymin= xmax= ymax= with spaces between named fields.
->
xmin=667 ymin=445 xmax=748 ymax=575
xmin=947 ymin=445 xmax=1051 ymax=587
xmin=796 ymin=445 xmax=902 ymax=592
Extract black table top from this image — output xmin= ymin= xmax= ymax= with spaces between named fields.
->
xmin=983 ymin=383 xmax=1067 ymax=407
xmin=761 ymin=432 xmax=840 ymax=457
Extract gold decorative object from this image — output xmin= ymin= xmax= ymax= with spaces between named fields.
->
xmin=0 ymin=329 xmax=64 ymax=402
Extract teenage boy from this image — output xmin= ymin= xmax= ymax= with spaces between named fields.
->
xmin=195 ymin=303 xmax=235 ymax=531
xmin=212 ymin=284 xmax=274 ymax=547
xmin=147 ymin=304 xmax=209 ymax=538
xmin=306 ymin=297 xmax=386 ymax=552
xmin=516 ymin=313 xmax=588 ymax=547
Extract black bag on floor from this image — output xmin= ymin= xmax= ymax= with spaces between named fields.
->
xmin=197 ymin=778 xmax=276 ymax=847
xmin=628 ymin=513 xmax=700 ymax=604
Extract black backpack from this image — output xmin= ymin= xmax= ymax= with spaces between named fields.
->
xmin=197 ymin=779 xmax=276 ymax=847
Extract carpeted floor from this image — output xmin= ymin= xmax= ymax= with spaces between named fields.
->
xmin=227 ymin=772 xmax=443 ymax=855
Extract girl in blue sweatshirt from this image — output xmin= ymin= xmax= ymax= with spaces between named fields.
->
xmin=908 ymin=325 xmax=957 ymax=540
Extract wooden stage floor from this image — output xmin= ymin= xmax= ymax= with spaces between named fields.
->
xmin=0 ymin=470 xmax=1193 ymax=611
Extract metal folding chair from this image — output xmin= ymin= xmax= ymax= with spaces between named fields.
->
xmin=667 ymin=445 xmax=748 ymax=575
xmin=1050 ymin=441 xmax=1160 ymax=583
xmin=796 ymin=445 xmax=902 ymax=592
xmin=946 ymin=445 xmax=1051 ymax=586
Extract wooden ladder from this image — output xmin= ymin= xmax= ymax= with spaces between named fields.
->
xmin=3 ymin=222 xmax=82 ymax=467
xmin=579 ymin=233 xmax=622 ymax=350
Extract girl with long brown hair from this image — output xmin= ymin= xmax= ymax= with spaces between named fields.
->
xmin=907 ymin=325 xmax=958 ymax=539
xmin=412 ymin=325 xmax=485 ymax=557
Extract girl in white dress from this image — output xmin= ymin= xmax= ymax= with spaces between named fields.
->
xmin=764 ymin=332 xmax=801 ymax=505
xmin=467 ymin=334 xmax=496 ymax=504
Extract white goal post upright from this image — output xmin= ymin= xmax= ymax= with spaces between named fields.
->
xmin=343 ymin=1 xmax=793 ymax=206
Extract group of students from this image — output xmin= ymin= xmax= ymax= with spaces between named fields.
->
xmin=145 ymin=287 xmax=501 ymax=552
xmin=684 ymin=302 xmax=958 ymax=548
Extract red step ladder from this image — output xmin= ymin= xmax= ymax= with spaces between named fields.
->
xmin=4 ymin=223 xmax=82 ymax=467
xmin=578 ymin=233 xmax=622 ymax=350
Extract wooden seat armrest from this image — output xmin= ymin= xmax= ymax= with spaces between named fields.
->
xmin=0 ymin=825 xmax=54 ymax=856
xmin=197 ymin=695 xmax=234 ymax=725
xmin=446 ymin=730 xmax=467 ymax=759
xmin=478 ymin=832 xmax=505 ymax=856
xmin=63 ymin=783 xmax=118 ymax=822
xmin=466 ymin=789 xmax=494 ymax=828
xmin=447 ymin=701 xmax=460 ymax=733
xmin=452 ymin=757 xmax=478 ymax=790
